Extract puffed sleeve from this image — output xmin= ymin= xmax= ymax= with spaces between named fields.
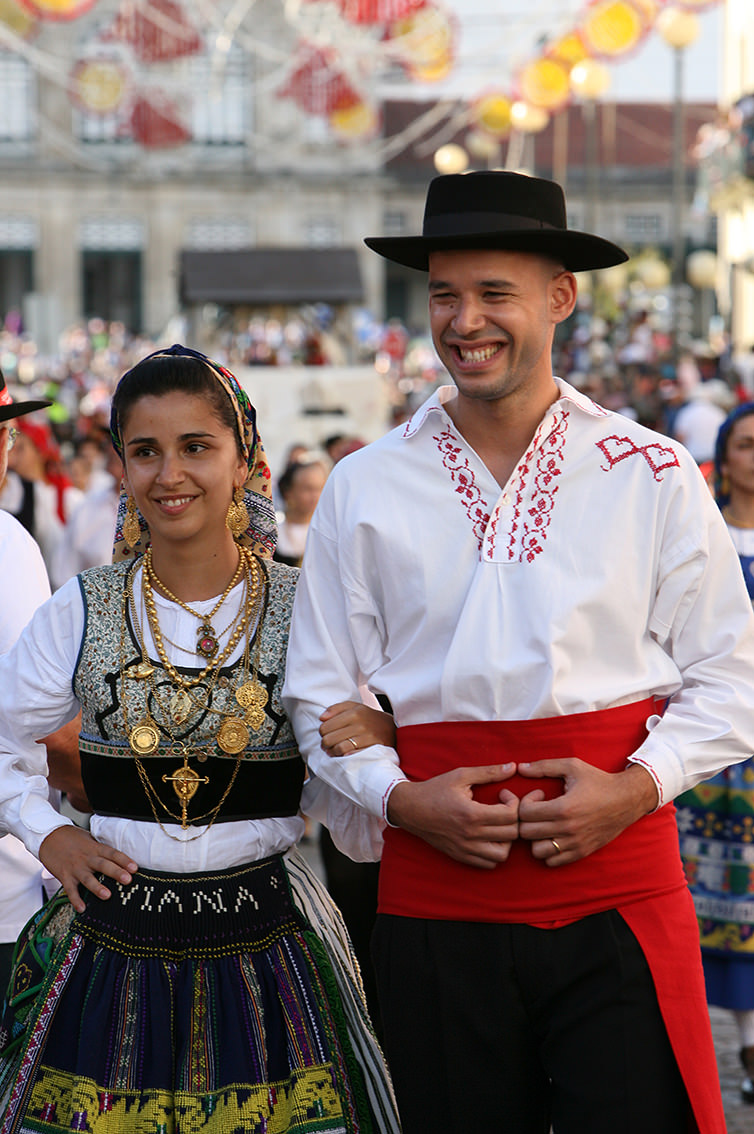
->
xmin=0 ymin=576 xmax=84 ymax=855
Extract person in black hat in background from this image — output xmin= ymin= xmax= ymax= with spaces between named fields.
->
xmin=284 ymin=171 xmax=754 ymax=1134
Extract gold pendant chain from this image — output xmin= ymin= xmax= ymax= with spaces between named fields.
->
xmin=141 ymin=547 xmax=259 ymax=687
xmin=119 ymin=555 xmax=268 ymax=836
xmin=143 ymin=545 xmax=245 ymax=660
xmin=145 ymin=544 xmax=243 ymax=621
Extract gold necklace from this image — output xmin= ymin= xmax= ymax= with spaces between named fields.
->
xmin=141 ymin=548 xmax=258 ymax=688
xmin=723 ymin=506 xmax=754 ymax=530
xmin=144 ymin=549 xmax=270 ymax=731
xmin=157 ymin=602 xmax=245 ymax=658
xmin=144 ymin=546 xmax=244 ymax=658
xmin=132 ymin=563 xmax=268 ymax=755
xmin=120 ymin=560 xmax=264 ymax=833
xmin=131 ymin=570 xmax=250 ymax=731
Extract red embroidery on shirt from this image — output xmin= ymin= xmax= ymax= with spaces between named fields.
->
xmin=434 ymin=427 xmax=491 ymax=549
xmin=501 ymin=409 xmax=568 ymax=562
xmin=596 ymin=435 xmax=680 ymax=482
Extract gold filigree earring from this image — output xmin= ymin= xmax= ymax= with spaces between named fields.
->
xmin=225 ymin=485 xmax=249 ymax=540
xmin=122 ymin=495 xmax=141 ymax=550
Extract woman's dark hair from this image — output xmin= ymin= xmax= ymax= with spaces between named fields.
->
xmin=277 ymin=459 xmax=327 ymax=501
xmin=111 ymin=354 xmax=243 ymax=457
xmin=714 ymin=401 xmax=754 ymax=506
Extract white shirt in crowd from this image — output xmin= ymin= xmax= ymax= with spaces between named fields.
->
xmin=283 ymin=380 xmax=754 ymax=824
xmin=0 ymin=470 xmax=63 ymax=578
xmin=0 ymin=511 xmax=56 ymax=942
xmin=51 ymin=478 xmax=120 ymax=589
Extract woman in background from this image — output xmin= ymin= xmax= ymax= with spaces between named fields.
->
xmin=677 ymin=401 xmax=754 ymax=1103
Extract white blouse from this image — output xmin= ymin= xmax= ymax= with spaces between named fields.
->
xmin=283 ymin=380 xmax=754 ymax=821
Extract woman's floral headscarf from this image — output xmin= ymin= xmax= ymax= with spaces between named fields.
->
xmin=110 ymin=344 xmax=277 ymax=561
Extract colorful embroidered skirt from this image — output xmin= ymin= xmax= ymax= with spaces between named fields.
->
xmin=0 ymin=851 xmax=399 ymax=1134
xmin=677 ymin=760 xmax=754 ymax=1011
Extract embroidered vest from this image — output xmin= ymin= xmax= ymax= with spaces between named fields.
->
xmin=74 ymin=558 xmax=305 ymax=824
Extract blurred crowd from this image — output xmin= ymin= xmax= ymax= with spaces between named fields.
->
xmin=1 ymin=307 xmax=753 ymax=594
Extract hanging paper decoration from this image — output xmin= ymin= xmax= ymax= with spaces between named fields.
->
xmin=0 ymin=0 xmax=36 ymax=37
xmin=517 ymin=56 xmax=572 ymax=111
xmin=130 ymin=89 xmax=190 ymax=147
xmin=280 ymin=42 xmax=359 ymax=116
xmin=387 ymin=3 xmax=457 ymax=82
xmin=337 ymin=0 xmax=426 ymax=24
xmin=579 ymin=0 xmax=647 ymax=58
xmin=510 ymin=101 xmax=550 ymax=133
xmin=547 ymin=32 xmax=589 ymax=68
xmin=471 ymin=91 xmax=513 ymax=139
xmin=105 ymin=0 xmax=202 ymax=63
xmin=70 ymin=55 xmax=130 ymax=115
xmin=329 ymin=97 xmax=381 ymax=138
xmin=629 ymin=0 xmax=660 ymax=27
xmin=17 ymin=0 xmax=96 ymax=18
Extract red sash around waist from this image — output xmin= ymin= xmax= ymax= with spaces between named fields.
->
xmin=379 ymin=699 xmax=725 ymax=1132
xmin=379 ymin=698 xmax=685 ymax=923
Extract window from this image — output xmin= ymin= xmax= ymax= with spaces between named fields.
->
xmin=74 ymin=41 xmax=249 ymax=148
xmin=304 ymin=215 xmax=341 ymax=247
xmin=190 ymin=44 xmax=249 ymax=145
xmin=383 ymin=210 xmax=407 ymax=237
xmin=0 ymin=51 xmax=34 ymax=141
xmin=185 ymin=218 xmax=252 ymax=250
xmin=624 ymin=214 xmax=663 ymax=243
xmin=79 ymin=217 xmax=144 ymax=251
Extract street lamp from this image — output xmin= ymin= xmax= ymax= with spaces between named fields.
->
xmin=570 ymin=59 xmax=611 ymax=237
xmin=656 ymin=5 xmax=700 ymax=354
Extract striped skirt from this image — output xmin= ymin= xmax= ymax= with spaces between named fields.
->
xmin=0 ymin=849 xmax=399 ymax=1134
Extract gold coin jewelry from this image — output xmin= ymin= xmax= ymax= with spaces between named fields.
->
xmin=169 ymin=688 xmax=193 ymax=725
xmin=143 ymin=545 xmax=244 ymax=659
xmin=216 ymin=717 xmax=250 ymax=755
xmin=130 ymin=718 xmax=160 ymax=755
xmin=235 ymin=679 xmax=268 ymax=730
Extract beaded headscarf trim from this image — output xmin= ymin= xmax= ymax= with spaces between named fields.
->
xmin=110 ymin=344 xmax=277 ymax=561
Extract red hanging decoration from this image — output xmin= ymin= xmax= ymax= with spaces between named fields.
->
xmin=279 ymin=43 xmax=359 ymax=116
xmin=130 ymin=90 xmax=190 ymax=147
xmin=105 ymin=0 xmax=202 ymax=63
xmin=17 ymin=0 xmax=96 ymax=19
xmin=337 ymin=0 xmax=426 ymax=24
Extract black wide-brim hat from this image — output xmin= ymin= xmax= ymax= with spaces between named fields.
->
xmin=0 ymin=369 xmax=51 ymax=424
xmin=365 ymin=170 xmax=628 ymax=272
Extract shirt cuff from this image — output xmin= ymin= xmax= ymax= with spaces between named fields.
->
xmin=382 ymin=776 xmax=408 ymax=827
xmin=12 ymin=796 xmax=73 ymax=859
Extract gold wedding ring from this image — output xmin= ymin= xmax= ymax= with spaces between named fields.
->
xmin=348 ymin=737 xmax=359 ymax=749
xmin=550 ymin=838 xmax=562 ymax=853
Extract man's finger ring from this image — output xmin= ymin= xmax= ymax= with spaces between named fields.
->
xmin=550 ymin=838 xmax=562 ymax=853
xmin=348 ymin=737 xmax=358 ymax=749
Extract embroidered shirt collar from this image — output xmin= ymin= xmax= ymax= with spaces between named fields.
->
xmin=401 ymin=377 xmax=607 ymax=440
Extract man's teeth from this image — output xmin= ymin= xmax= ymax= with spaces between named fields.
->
xmin=459 ymin=345 xmax=499 ymax=362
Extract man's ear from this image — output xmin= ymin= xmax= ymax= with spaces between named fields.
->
xmin=550 ymin=270 xmax=578 ymax=325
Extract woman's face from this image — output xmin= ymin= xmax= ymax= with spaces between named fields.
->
xmin=121 ymin=391 xmax=247 ymax=553
xmin=283 ymin=463 xmax=327 ymax=524
xmin=723 ymin=413 xmax=754 ymax=502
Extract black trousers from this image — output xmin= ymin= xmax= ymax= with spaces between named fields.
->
xmin=372 ymin=910 xmax=690 ymax=1134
